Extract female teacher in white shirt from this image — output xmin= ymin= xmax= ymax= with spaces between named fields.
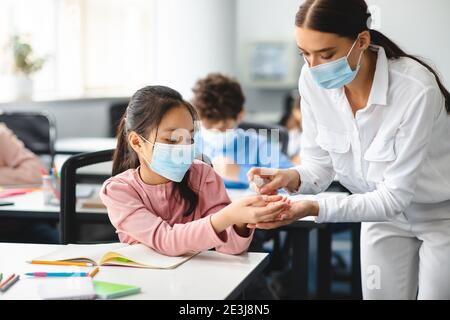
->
xmin=248 ymin=0 xmax=450 ymax=300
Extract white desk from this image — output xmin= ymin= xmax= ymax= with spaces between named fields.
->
xmin=0 ymin=189 xmax=107 ymax=221
xmin=55 ymin=137 xmax=117 ymax=155
xmin=0 ymin=243 xmax=268 ymax=300
xmin=54 ymin=154 xmax=112 ymax=177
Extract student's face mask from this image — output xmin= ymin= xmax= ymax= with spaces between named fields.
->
xmin=201 ymin=126 xmax=237 ymax=151
xmin=139 ymin=136 xmax=195 ymax=182
xmin=307 ymin=38 xmax=364 ymax=90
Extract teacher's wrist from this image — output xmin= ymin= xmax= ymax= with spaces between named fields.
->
xmin=309 ymin=201 xmax=320 ymax=217
xmin=286 ymin=169 xmax=301 ymax=192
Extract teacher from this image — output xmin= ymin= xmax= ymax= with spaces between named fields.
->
xmin=248 ymin=0 xmax=450 ymax=300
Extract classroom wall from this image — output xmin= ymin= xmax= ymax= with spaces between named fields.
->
xmin=153 ymin=0 xmax=237 ymax=100
xmin=2 ymin=0 xmax=449 ymax=138
xmin=0 ymin=98 xmax=125 ymax=138
xmin=235 ymin=0 xmax=301 ymax=121
xmin=366 ymin=0 xmax=450 ymax=86
xmin=237 ymin=0 xmax=450 ymax=118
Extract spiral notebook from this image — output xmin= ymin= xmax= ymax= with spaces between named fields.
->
xmin=31 ymin=243 xmax=198 ymax=269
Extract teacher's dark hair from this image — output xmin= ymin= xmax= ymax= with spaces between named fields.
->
xmin=113 ymin=85 xmax=199 ymax=217
xmin=295 ymin=0 xmax=450 ymax=114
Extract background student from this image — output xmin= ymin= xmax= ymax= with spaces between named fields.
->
xmin=100 ymin=85 xmax=291 ymax=257
xmin=0 ymin=122 xmax=57 ymax=244
xmin=279 ymin=92 xmax=303 ymax=165
xmin=192 ymin=73 xmax=293 ymax=186
xmin=0 ymin=123 xmax=43 ymax=186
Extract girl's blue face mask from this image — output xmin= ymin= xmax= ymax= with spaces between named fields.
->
xmin=140 ymin=136 xmax=195 ymax=182
xmin=306 ymin=38 xmax=364 ymax=90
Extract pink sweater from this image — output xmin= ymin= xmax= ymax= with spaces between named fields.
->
xmin=100 ymin=161 xmax=254 ymax=256
xmin=0 ymin=123 xmax=43 ymax=186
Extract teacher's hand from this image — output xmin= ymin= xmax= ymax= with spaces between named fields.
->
xmin=247 ymin=200 xmax=319 ymax=230
xmin=247 ymin=167 xmax=301 ymax=195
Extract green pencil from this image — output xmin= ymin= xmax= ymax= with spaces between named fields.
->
xmin=0 ymin=273 xmax=3 ymax=282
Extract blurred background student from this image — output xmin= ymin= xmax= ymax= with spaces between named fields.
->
xmin=0 ymin=123 xmax=58 ymax=244
xmin=279 ymin=91 xmax=302 ymax=165
xmin=192 ymin=73 xmax=293 ymax=185
xmin=0 ymin=123 xmax=43 ymax=185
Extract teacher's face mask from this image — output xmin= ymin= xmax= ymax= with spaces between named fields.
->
xmin=139 ymin=135 xmax=195 ymax=182
xmin=307 ymin=37 xmax=364 ymax=90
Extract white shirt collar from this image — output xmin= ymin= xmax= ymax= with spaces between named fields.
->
xmin=366 ymin=45 xmax=389 ymax=107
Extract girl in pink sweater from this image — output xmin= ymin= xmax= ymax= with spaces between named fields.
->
xmin=100 ymin=86 xmax=290 ymax=256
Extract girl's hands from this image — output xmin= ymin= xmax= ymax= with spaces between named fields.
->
xmin=247 ymin=167 xmax=301 ymax=195
xmin=227 ymin=195 xmax=291 ymax=225
xmin=247 ymin=200 xmax=319 ymax=230
xmin=211 ymin=195 xmax=291 ymax=234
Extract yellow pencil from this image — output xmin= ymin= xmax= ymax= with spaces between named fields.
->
xmin=89 ymin=266 xmax=99 ymax=278
xmin=29 ymin=260 xmax=94 ymax=267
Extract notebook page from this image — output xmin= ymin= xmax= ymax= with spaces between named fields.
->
xmin=33 ymin=243 xmax=127 ymax=264
xmin=105 ymin=244 xmax=198 ymax=269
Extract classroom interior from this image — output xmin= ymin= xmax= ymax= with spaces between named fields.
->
xmin=0 ymin=0 xmax=449 ymax=301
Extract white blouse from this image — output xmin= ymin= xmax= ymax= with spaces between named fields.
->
xmin=294 ymin=46 xmax=450 ymax=223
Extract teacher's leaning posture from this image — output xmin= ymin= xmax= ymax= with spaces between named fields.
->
xmin=248 ymin=0 xmax=450 ymax=300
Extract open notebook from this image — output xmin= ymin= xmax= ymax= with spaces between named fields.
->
xmin=31 ymin=243 xmax=198 ymax=269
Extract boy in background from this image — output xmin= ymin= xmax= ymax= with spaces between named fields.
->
xmin=192 ymin=73 xmax=292 ymax=186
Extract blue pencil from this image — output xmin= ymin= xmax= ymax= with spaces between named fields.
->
xmin=25 ymin=272 xmax=89 ymax=277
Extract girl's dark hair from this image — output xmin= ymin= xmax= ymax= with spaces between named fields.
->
xmin=113 ymin=85 xmax=199 ymax=217
xmin=295 ymin=0 xmax=450 ymax=114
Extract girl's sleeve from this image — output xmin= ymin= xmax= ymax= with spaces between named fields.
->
xmin=198 ymin=165 xmax=254 ymax=255
xmin=100 ymin=172 xmax=251 ymax=257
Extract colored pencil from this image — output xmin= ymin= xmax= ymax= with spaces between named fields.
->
xmin=89 ymin=267 xmax=99 ymax=278
xmin=29 ymin=260 xmax=94 ymax=267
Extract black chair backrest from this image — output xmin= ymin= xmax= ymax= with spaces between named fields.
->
xmin=109 ymin=102 xmax=128 ymax=137
xmin=0 ymin=111 xmax=56 ymax=170
xmin=238 ymin=121 xmax=289 ymax=155
xmin=60 ymin=149 xmax=114 ymax=244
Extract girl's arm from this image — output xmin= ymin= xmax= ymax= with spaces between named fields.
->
xmin=100 ymin=178 xmax=234 ymax=257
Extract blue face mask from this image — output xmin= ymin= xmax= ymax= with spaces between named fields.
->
xmin=201 ymin=126 xmax=237 ymax=152
xmin=140 ymin=136 xmax=195 ymax=182
xmin=307 ymin=38 xmax=364 ymax=90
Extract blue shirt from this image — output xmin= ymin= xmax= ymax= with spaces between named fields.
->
xmin=195 ymin=128 xmax=292 ymax=184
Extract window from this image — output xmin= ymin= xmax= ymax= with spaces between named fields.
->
xmin=0 ymin=0 xmax=155 ymax=101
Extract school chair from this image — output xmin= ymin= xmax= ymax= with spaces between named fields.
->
xmin=60 ymin=149 xmax=213 ymax=244
xmin=60 ymin=149 xmax=115 ymax=244
xmin=0 ymin=110 xmax=56 ymax=172
xmin=238 ymin=121 xmax=289 ymax=155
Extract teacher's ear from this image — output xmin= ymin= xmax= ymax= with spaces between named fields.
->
xmin=357 ymin=30 xmax=371 ymax=51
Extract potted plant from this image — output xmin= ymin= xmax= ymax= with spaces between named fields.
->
xmin=9 ymin=35 xmax=47 ymax=101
